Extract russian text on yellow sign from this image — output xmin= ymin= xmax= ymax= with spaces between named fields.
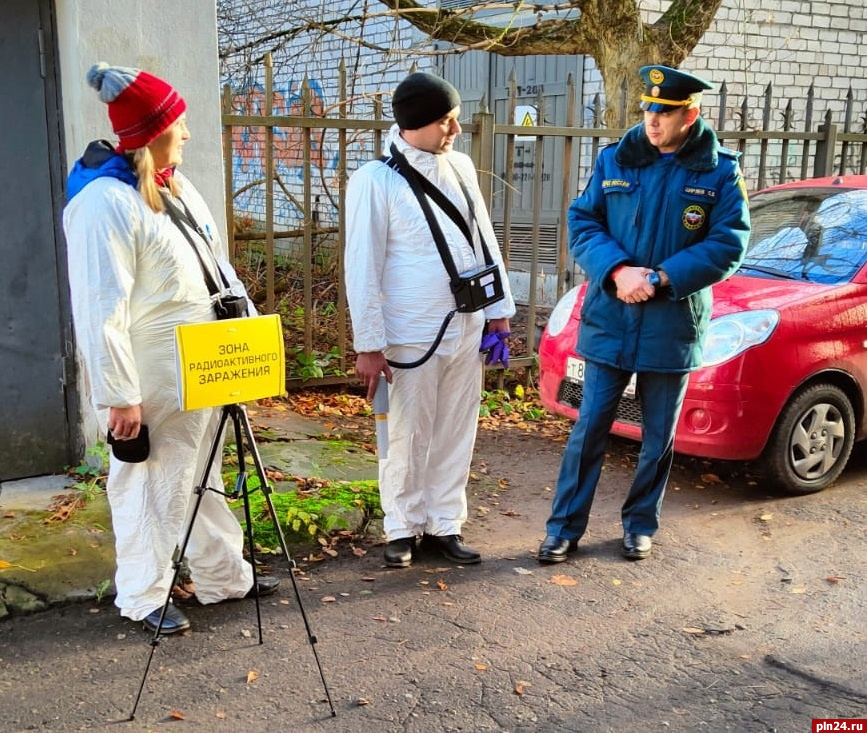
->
xmin=175 ymin=314 xmax=285 ymax=410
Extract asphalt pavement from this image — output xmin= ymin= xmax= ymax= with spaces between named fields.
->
xmin=2 ymin=410 xmax=866 ymax=733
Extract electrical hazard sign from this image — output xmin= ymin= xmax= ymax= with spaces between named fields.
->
xmin=514 ymin=105 xmax=538 ymax=141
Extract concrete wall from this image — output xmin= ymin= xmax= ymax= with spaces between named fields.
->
xmin=56 ymin=0 xmax=228 ymax=245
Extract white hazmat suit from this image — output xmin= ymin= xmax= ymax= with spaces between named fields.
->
xmin=345 ymin=126 xmax=516 ymax=540
xmin=64 ymin=169 xmax=253 ymax=621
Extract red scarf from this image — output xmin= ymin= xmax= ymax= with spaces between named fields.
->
xmin=154 ymin=167 xmax=175 ymax=188
xmin=116 ymin=144 xmax=175 ymax=187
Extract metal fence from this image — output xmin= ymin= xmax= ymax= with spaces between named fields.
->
xmin=221 ymin=60 xmax=867 ymax=389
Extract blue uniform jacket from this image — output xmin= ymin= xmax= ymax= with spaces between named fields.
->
xmin=568 ymin=116 xmax=750 ymax=373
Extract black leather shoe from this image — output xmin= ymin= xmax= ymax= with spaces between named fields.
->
xmin=245 ymin=575 xmax=281 ymax=598
xmin=537 ymin=535 xmax=578 ymax=564
xmin=422 ymin=534 xmax=481 ymax=564
xmin=384 ymin=537 xmax=415 ymax=568
xmin=142 ymin=603 xmax=191 ymax=635
xmin=622 ymin=532 xmax=652 ymax=560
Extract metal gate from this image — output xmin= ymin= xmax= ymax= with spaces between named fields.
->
xmin=0 ymin=0 xmax=74 ymax=480
xmin=441 ymin=53 xmax=586 ymax=302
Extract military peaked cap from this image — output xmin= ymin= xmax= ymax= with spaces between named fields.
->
xmin=639 ymin=65 xmax=713 ymax=112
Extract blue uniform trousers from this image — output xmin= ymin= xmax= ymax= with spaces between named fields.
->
xmin=546 ymin=360 xmax=689 ymax=541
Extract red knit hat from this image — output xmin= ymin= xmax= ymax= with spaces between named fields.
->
xmin=86 ymin=62 xmax=187 ymax=150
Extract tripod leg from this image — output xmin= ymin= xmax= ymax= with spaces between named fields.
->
xmin=229 ymin=405 xmax=265 ymax=644
xmin=129 ymin=405 xmax=231 ymax=720
xmin=236 ymin=404 xmax=336 ymax=717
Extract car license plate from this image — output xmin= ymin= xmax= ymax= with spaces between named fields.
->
xmin=566 ymin=357 xmax=637 ymax=399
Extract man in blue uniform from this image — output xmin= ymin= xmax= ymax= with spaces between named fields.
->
xmin=538 ymin=65 xmax=750 ymax=563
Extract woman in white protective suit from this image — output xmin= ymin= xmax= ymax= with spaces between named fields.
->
xmin=63 ymin=63 xmax=279 ymax=634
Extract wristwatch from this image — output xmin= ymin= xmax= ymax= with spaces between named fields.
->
xmin=646 ymin=270 xmax=662 ymax=291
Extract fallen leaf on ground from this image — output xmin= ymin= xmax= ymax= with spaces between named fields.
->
xmin=169 ymin=710 xmax=186 ymax=720
xmin=321 ymin=595 xmax=336 ymax=602
xmin=549 ymin=574 xmax=577 ymax=586
xmin=437 ymin=579 xmax=448 ymax=591
xmin=246 ymin=670 xmax=258 ymax=684
xmin=682 ymin=627 xmax=706 ymax=635
xmin=0 ymin=561 xmax=35 ymax=572
xmin=474 ymin=664 xmax=488 ymax=671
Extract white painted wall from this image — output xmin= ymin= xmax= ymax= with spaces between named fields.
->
xmin=55 ymin=0 xmax=228 ymax=246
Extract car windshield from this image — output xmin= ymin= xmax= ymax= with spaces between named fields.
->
xmin=743 ymin=187 xmax=867 ymax=284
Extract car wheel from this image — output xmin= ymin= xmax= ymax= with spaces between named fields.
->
xmin=764 ymin=383 xmax=855 ymax=495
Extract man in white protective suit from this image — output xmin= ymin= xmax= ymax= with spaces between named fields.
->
xmin=345 ymin=72 xmax=516 ymax=569
xmin=63 ymin=63 xmax=279 ymax=634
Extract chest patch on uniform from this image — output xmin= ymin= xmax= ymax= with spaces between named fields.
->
xmin=682 ymin=204 xmax=706 ymax=230
xmin=682 ymin=185 xmax=717 ymax=200
xmin=602 ymin=178 xmax=632 ymax=192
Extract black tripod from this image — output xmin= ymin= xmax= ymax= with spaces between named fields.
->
xmin=129 ymin=403 xmax=335 ymax=719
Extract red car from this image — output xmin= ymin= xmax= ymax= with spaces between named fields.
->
xmin=538 ymin=175 xmax=867 ymax=494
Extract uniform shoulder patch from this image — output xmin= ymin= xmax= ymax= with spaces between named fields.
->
xmin=602 ymin=178 xmax=632 ymax=192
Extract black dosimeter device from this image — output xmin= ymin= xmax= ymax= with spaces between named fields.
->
xmin=451 ymin=263 xmax=505 ymax=312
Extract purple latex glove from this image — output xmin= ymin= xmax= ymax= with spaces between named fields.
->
xmin=480 ymin=330 xmax=510 ymax=367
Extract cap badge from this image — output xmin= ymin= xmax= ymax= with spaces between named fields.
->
xmin=649 ymin=68 xmax=665 ymax=85
xmin=651 ymin=86 xmax=661 ymax=98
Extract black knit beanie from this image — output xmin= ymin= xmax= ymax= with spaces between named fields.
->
xmin=392 ymin=72 xmax=461 ymax=130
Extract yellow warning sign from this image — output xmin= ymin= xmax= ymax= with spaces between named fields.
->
xmin=514 ymin=105 xmax=538 ymax=141
xmin=174 ymin=314 xmax=285 ymax=410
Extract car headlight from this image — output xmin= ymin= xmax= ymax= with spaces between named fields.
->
xmin=546 ymin=286 xmax=580 ymax=337
xmin=701 ymin=309 xmax=780 ymax=367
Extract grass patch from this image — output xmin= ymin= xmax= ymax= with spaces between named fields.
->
xmin=233 ymin=477 xmax=382 ymax=551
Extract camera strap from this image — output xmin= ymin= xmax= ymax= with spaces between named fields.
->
xmin=446 ymin=160 xmax=497 ymax=268
xmin=375 ymin=146 xmax=475 ymax=369
xmin=160 ymin=191 xmax=232 ymax=298
xmin=383 ymin=144 xmax=497 ymax=283
xmin=381 ymin=145 xmax=462 ymax=288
